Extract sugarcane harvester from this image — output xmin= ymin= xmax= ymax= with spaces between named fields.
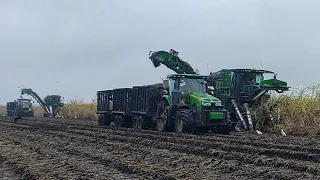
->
xmin=207 ymin=69 xmax=290 ymax=131
xmin=21 ymin=88 xmax=64 ymax=118
xmin=149 ymin=49 xmax=230 ymax=133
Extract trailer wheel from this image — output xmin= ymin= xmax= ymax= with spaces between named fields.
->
xmin=133 ymin=115 xmax=140 ymax=130
xmin=103 ymin=114 xmax=111 ymax=126
xmin=114 ymin=115 xmax=122 ymax=129
xmin=175 ymin=110 xmax=194 ymax=133
xmin=133 ymin=116 xmax=138 ymax=129
xmin=98 ymin=115 xmax=103 ymax=126
xmin=134 ymin=116 xmax=143 ymax=130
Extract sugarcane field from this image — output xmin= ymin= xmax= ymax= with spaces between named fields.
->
xmin=1 ymin=0 xmax=320 ymax=179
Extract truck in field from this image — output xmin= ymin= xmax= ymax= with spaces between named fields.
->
xmin=7 ymin=98 xmax=34 ymax=117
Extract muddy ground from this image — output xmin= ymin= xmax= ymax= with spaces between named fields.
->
xmin=0 ymin=116 xmax=319 ymax=180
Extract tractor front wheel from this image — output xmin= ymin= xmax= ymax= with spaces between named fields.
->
xmin=175 ymin=110 xmax=194 ymax=133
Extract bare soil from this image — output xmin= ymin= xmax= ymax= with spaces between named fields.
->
xmin=0 ymin=116 xmax=319 ymax=180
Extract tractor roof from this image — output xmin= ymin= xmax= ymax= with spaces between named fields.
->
xmin=167 ymin=74 xmax=209 ymax=79
xmin=17 ymin=98 xmax=31 ymax=101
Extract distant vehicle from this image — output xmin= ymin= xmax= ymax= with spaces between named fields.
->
xmin=7 ymin=98 xmax=34 ymax=117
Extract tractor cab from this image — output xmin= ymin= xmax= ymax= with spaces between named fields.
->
xmin=165 ymin=74 xmax=207 ymax=104
xmin=43 ymin=95 xmax=64 ymax=108
xmin=163 ymin=74 xmax=223 ymax=109
xmin=17 ymin=98 xmax=33 ymax=109
xmin=167 ymin=74 xmax=207 ymax=93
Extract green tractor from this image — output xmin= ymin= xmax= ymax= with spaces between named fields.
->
xmin=150 ymin=49 xmax=230 ymax=134
xmin=208 ymin=68 xmax=290 ymax=131
xmin=156 ymin=74 xmax=230 ymax=133
xmin=7 ymin=98 xmax=35 ymax=118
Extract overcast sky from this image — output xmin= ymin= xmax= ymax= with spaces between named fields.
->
xmin=1 ymin=0 xmax=320 ymax=104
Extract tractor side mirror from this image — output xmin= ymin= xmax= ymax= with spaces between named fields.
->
xmin=162 ymin=90 xmax=168 ymax=95
xmin=207 ymin=86 xmax=214 ymax=95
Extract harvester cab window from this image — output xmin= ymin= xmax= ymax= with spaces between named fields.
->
xmin=255 ymin=74 xmax=263 ymax=84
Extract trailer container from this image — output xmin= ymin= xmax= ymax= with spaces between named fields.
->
xmin=96 ymin=83 xmax=164 ymax=130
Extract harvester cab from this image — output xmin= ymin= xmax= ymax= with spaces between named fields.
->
xmin=208 ymin=68 xmax=290 ymax=131
xmin=43 ymin=95 xmax=64 ymax=117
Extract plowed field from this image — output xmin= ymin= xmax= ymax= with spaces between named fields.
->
xmin=0 ymin=116 xmax=319 ymax=180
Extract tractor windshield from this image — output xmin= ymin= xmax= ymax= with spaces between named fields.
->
xmin=179 ymin=78 xmax=206 ymax=94
xmin=19 ymin=100 xmax=30 ymax=108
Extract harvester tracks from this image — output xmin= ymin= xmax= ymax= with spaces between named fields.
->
xmin=0 ymin=117 xmax=320 ymax=179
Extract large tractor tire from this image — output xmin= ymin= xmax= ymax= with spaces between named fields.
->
xmin=156 ymin=101 xmax=168 ymax=132
xmin=175 ymin=109 xmax=195 ymax=133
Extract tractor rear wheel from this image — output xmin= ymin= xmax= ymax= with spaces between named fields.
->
xmin=175 ymin=109 xmax=194 ymax=133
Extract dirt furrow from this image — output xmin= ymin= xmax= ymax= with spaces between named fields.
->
xmin=0 ymin=131 xmax=140 ymax=179
xmin=1 ymin=121 xmax=317 ymax=179
xmin=3 ymin=118 xmax=320 ymax=155
xmin=2 ymin=120 xmax=320 ymax=163
xmin=0 ymin=126 xmax=236 ymax=179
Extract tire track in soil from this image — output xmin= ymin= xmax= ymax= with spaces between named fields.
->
xmin=2 ymin=117 xmax=319 ymax=158
xmin=0 ymin=133 xmax=142 ymax=180
xmin=5 ymin=117 xmax=320 ymax=150
xmin=3 ymin=120 xmax=320 ymax=163
xmin=0 ymin=125 xmax=141 ymax=179
xmin=0 ymin=156 xmax=30 ymax=180
xmin=6 ymin=116 xmax=320 ymax=149
xmin=0 ymin=125 xmax=254 ymax=180
xmin=0 ymin=120 xmax=316 ymax=179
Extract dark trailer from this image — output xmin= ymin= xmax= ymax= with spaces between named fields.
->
xmin=96 ymin=83 xmax=164 ymax=130
xmin=6 ymin=102 xmax=16 ymax=117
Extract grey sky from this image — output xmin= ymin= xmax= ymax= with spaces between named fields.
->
xmin=1 ymin=0 xmax=319 ymax=104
